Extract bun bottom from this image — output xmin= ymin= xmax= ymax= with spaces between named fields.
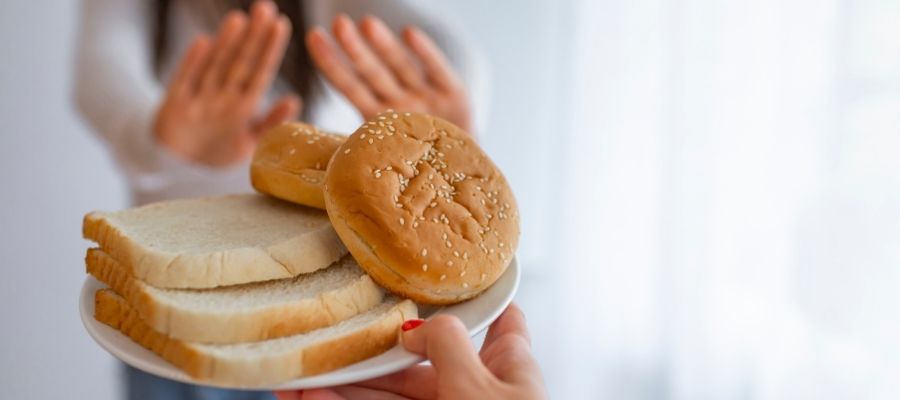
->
xmin=325 ymin=196 xmax=479 ymax=305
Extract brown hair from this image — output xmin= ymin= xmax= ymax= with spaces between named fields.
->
xmin=153 ymin=0 xmax=318 ymax=117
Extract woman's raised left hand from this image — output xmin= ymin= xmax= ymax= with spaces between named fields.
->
xmin=306 ymin=14 xmax=472 ymax=133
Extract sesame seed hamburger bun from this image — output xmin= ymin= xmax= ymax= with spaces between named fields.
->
xmin=324 ymin=111 xmax=520 ymax=305
xmin=251 ymin=122 xmax=346 ymax=209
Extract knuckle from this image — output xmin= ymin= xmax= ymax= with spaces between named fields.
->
xmin=496 ymin=333 xmax=530 ymax=351
xmin=506 ymin=303 xmax=526 ymax=321
xmin=427 ymin=314 xmax=466 ymax=334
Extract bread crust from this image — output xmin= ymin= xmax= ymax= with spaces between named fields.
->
xmin=94 ymin=289 xmax=418 ymax=387
xmin=87 ymin=248 xmax=384 ymax=344
xmin=82 ymin=194 xmax=347 ymax=288
xmin=251 ymin=122 xmax=346 ymax=209
xmin=324 ymin=111 xmax=520 ymax=304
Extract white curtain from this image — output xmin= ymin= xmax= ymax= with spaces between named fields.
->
xmin=554 ymin=0 xmax=900 ymax=398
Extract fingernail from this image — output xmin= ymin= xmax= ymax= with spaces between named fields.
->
xmin=401 ymin=319 xmax=424 ymax=331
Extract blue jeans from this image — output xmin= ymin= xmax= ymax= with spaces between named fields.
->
xmin=124 ymin=364 xmax=275 ymax=400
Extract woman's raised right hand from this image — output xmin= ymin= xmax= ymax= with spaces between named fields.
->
xmin=154 ymin=0 xmax=299 ymax=167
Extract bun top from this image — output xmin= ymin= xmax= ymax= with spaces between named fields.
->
xmin=251 ymin=122 xmax=346 ymax=208
xmin=324 ymin=111 xmax=519 ymax=304
xmin=253 ymin=122 xmax=344 ymax=180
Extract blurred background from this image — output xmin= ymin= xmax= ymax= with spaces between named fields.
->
xmin=2 ymin=0 xmax=899 ymax=399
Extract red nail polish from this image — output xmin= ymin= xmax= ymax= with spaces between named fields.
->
xmin=401 ymin=319 xmax=424 ymax=331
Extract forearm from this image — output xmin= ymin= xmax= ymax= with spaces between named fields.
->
xmin=72 ymin=0 xmax=166 ymax=176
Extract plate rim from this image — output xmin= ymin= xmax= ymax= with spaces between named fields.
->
xmin=79 ymin=257 xmax=520 ymax=390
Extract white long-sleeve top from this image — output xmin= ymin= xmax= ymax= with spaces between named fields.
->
xmin=73 ymin=0 xmax=488 ymax=205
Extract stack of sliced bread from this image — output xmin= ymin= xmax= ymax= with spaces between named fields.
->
xmin=83 ymin=194 xmax=417 ymax=386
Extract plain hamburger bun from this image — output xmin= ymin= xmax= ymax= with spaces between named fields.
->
xmin=251 ymin=122 xmax=346 ymax=209
xmin=324 ymin=111 xmax=520 ymax=304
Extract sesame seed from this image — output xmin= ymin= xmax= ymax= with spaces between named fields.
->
xmin=460 ymin=270 xmax=466 ymax=277
xmin=463 ymin=282 xmax=469 ymax=288
xmin=481 ymin=273 xmax=486 ymax=281
xmin=392 ymin=113 xmax=399 ymax=119
xmin=307 ymin=140 xmax=315 ymax=144
xmin=446 ymin=241 xmax=452 ymax=248
xmin=440 ymin=274 xmax=446 ymax=281
xmin=361 ymin=133 xmax=367 ymax=139
xmin=413 ymin=221 xmax=419 ymax=228
xmin=442 ymin=233 xmax=448 ymax=240
xmin=368 ymin=129 xmax=375 ymax=134
xmin=344 ymin=149 xmax=351 ymax=154
xmin=291 ymin=130 xmax=299 ymax=137
xmin=368 ymin=138 xmax=374 ymax=144
xmin=453 ymin=251 xmax=459 ymax=257
xmin=422 ymin=264 xmax=428 ymax=271
xmin=385 ymin=166 xmax=392 ymax=171
xmin=399 ymin=217 xmax=405 ymax=225
xmin=422 ymin=248 xmax=428 ymax=256
xmin=288 ymin=148 xmax=296 ymax=155
xmin=447 ymin=260 xmax=454 ymax=266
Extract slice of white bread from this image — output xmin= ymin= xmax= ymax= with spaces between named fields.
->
xmin=87 ymin=248 xmax=384 ymax=344
xmin=83 ymin=194 xmax=347 ymax=289
xmin=94 ymin=289 xmax=418 ymax=386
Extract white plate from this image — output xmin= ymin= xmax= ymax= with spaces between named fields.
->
xmin=80 ymin=258 xmax=519 ymax=390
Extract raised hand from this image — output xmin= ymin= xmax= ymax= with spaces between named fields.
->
xmin=275 ymin=304 xmax=547 ymax=400
xmin=154 ymin=0 xmax=299 ymax=167
xmin=306 ymin=15 xmax=473 ymax=133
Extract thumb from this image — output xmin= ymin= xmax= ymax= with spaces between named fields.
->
xmin=253 ymin=95 xmax=302 ymax=137
xmin=401 ymin=315 xmax=490 ymax=385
